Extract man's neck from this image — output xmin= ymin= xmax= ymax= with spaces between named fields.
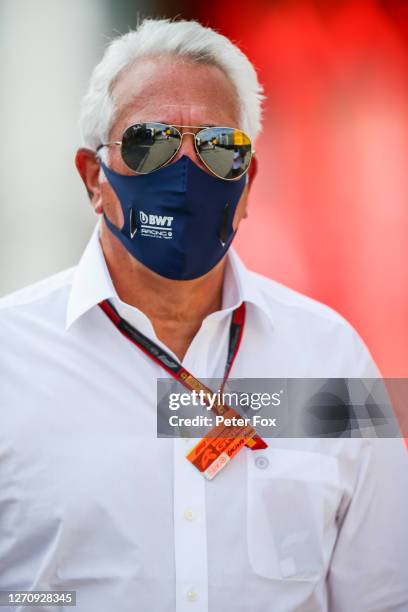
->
xmin=100 ymin=227 xmax=226 ymax=361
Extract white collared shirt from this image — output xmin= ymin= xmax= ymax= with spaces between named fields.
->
xmin=0 ymin=223 xmax=407 ymax=612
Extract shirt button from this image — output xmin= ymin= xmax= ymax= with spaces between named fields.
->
xmin=184 ymin=508 xmax=194 ymax=521
xmin=255 ymin=455 xmax=269 ymax=470
xmin=186 ymin=590 xmax=198 ymax=602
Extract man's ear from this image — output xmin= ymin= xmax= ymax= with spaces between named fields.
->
xmin=240 ymin=154 xmax=257 ymax=221
xmin=75 ymin=148 xmax=103 ymax=214
xmin=248 ymin=154 xmax=258 ymax=189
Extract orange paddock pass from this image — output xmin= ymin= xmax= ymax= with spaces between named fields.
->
xmin=186 ymin=409 xmax=258 ymax=479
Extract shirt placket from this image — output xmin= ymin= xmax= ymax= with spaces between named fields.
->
xmin=173 ymin=437 xmax=208 ymax=611
xmin=172 ymin=319 xmax=228 ymax=612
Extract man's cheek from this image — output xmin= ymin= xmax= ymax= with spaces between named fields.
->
xmin=101 ymin=183 xmax=124 ymax=227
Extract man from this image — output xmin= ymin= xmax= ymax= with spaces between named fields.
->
xmin=0 ymin=18 xmax=407 ymax=612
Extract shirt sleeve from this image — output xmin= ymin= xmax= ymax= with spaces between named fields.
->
xmin=328 ymin=437 xmax=408 ymax=611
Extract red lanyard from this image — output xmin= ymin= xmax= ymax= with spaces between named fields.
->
xmin=99 ymin=299 xmax=267 ymax=478
xmin=100 ymin=298 xmax=244 ymax=393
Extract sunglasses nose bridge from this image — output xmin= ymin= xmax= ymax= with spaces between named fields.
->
xmin=178 ymin=130 xmax=198 ymax=145
xmin=172 ymin=130 xmax=201 ymax=165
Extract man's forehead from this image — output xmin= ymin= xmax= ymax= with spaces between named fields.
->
xmin=114 ymin=101 xmax=235 ymax=127
xmin=112 ymin=55 xmax=234 ymax=93
xmin=110 ymin=57 xmax=240 ymax=129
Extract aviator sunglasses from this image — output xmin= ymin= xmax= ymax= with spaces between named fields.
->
xmin=97 ymin=122 xmax=253 ymax=181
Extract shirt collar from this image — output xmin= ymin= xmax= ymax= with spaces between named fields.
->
xmin=65 ymin=222 xmax=117 ymax=330
xmin=219 ymin=246 xmax=274 ymax=326
xmin=65 ymin=221 xmax=274 ymax=330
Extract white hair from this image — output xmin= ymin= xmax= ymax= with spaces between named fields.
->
xmin=79 ymin=18 xmax=264 ymax=151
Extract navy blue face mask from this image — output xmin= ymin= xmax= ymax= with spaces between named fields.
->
xmin=100 ymin=155 xmax=246 ymax=281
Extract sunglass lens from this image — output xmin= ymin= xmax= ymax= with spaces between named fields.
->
xmin=121 ymin=123 xmax=180 ymax=173
xmin=196 ymin=127 xmax=252 ymax=179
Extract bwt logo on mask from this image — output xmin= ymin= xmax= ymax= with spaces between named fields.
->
xmin=140 ymin=211 xmax=173 ymax=227
xmin=139 ymin=210 xmax=173 ymax=239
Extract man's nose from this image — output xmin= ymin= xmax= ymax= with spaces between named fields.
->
xmin=172 ymin=131 xmax=196 ymax=163
xmin=172 ymin=131 xmax=209 ymax=172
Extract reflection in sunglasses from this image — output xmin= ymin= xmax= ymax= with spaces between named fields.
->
xmin=98 ymin=122 xmax=252 ymax=179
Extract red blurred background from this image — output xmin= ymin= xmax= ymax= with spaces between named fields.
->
xmin=3 ymin=0 xmax=405 ymax=377
xmin=195 ymin=0 xmax=408 ymax=376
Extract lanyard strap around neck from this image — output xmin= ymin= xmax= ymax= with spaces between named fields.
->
xmin=98 ymin=299 xmax=267 ymax=452
xmin=99 ymin=299 xmax=243 ymax=396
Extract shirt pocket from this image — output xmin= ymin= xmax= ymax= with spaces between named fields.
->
xmin=246 ymin=447 xmax=340 ymax=581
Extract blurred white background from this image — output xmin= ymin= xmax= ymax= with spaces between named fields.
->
xmin=0 ymin=0 xmax=157 ymax=296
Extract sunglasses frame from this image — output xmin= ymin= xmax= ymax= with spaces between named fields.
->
xmin=97 ymin=123 xmax=254 ymax=181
